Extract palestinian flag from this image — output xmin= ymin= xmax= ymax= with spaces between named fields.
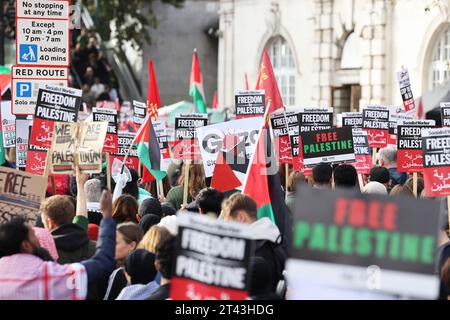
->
xmin=243 ymin=119 xmax=290 ymax=237
xmin=135 ymin=115 xmax=167 ymax=181
xmin=211 ymin=134 xmax=249 ymax=192
xmin=255 ymin=49 xmax=284 ymax=117
xmin=0 ymin=65 xmax=11 ymax=96
xmin=189 ymin=49 xmax=207 ymax=114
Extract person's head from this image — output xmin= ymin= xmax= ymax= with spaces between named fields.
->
xmin=403 ymin=177 xmax=424 ymax=197
xmin=222 ymin=193 xmax=257 ymax=224
xmin=138 ymin=225 xmax=172 ymax=254
xmin=124 ymin=249 xmax=157 ymax=285
xmin=377 ymin=147 xmax=398 ymax=168
xmin=389 ymin=184 xmax=410 ymax=197
xmin=370 ymin=166 xmax=391 ymax=188
xmin=195 ymin=188 xmax=224 ymax=216
xmin=88 ymin=36 xmax=97 ymax=47
xmin=161 ymin=203 xmax=176 ymax=217
xmin=312 ymin=163 xmax=332 ymax=188
xmin=122 ymin=168 xmax=140 ymax=201
xmin=82 ymin=84 xmax=90 ymax=93
xmin=139 ymin=198 xmax=162 ymax=220
xmin=112 ymin=194 xmax=139 ymax=224
xmin=93 ymin=77 xmax=101 ymax=85
xmin=40 ymin=195 xmax=75 ymax=230
xmin=333 ymin=164 xmax=357 ymax=188
xmin=115 ymin=222 xmax=144 ymax=263
xmin=287 ymin=171 xmax=307 ymax=193
xmin=0 ymin=217 xmax=40 ymax=258
xmin=84 ymin=178 xmax=102 ymax=203
xmin=138 ymin=214 xmax=161 ymax=234
xmin=178 ymin=163 xmax=206 ymax=199
xmin=362 ymin=181 xmax=387 ymax=195
xmin=84 ymin=67 xmax=94 ymax=78
xmin=155 ymin=235 xmax=176 ymax=281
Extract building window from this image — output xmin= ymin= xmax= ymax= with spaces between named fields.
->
xmin=267 ymin=36 xmax=296 ymax=106
xmin=430 ymin=26 xmax=450 ymax=89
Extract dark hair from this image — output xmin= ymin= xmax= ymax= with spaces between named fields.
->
xmin=333 ymin=164 xmax=357 ymax=188
xmin=112 ymin=194 xmax=139 ymax=223
xmin=196 ymin=188 xmax=224 ymax=215
xmin=139 ymin=198 xmax=162 ymax=218
xmin=312 ymin=163 xmax=332 ymax=185
xmin=40 ymin=195 xmax=75 ymax=226
xmin=117 ymin=222 xmax=144 ymax=244
xmin=370 ymin=166 xmax=390 ymax=184
xmin=122 ymin=168 xmax=140 ymax=201
xmin=155 ymin=235 xmax=176 ymax=279
xmin=124 ymin=249 xmax=157 ymax=285
xmin=222 ymin=193 xmax=257 ymax=221
xmin=0 ymin=217 xmax=29 ymax=258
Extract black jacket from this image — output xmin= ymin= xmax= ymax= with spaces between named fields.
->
xmin=52 ymin=223 xmax=96 ymax=264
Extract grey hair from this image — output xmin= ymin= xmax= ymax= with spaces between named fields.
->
xmin=84 ymin=179 xmax=102 ymax=203
xmin=378 ymin=147 xmax=397 ymax=164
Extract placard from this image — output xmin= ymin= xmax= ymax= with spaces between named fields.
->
xmin=174 ymin=113 xmax=208 ymax=160
xmin=397 ymin=69 xmax=415 ymax=112
xmin=298 ymin=107 xmax=333 ymax=132
xmin=1 ymin=101 xmax=16 ymax=147
xmin=287 ymin=186 xmax=440 ymax=299
xmin=301 ymin=127 xmax=355 ymax=167
xmin=110 ymin=131 xmax=139 ymax=172
xmin=235 ymin=90 xmax=265 ymax=119
xmin=270 ymin=110 xmax=298 ymax=164
xmin=397 ymin=120 xmax=435 ymax=173
xmin=0 ymin=167 xmax=47 ymax=224
xmin=350 ymin=129 xmax=373 ymax=174
xmin=133 ymin=100 xmax=147 ymax=126
xmin=440 ymin=102 xmax=450 ymax=127
xmin=170 ymin=214 xmax=254 ymax=300
xmin=15 ymin=117 xmax=33 ymax=169
xmin=93 ymin=107 xmax=118 ymax=153
xmin=341 ymin=112 xmax=362 ymax=129
xmin=362 ymin=105 xmax=390 ymax=148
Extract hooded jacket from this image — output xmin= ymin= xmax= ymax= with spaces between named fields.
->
xmin=248 ymin=218 xmax=286 ymax=293
xmin=51 ymin=223 xmax=96 ymax=264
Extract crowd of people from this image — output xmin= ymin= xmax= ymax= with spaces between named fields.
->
xmin=71 ymin=27 xmax=120 ymax=110
xmin=0 ymin=144 xmax=449 ymax=300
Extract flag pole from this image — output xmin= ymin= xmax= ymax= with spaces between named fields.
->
xmin=183 ymin=159 xmax=191 ymax=207
xmin=413 ymin=171 xmax=418 ymax=198
xmin=106 ymin=153 xmax=111 ymax=191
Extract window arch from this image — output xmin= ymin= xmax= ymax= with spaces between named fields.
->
xmin=340 ymin=32 xmax=362 ymax=69
xmin=267 ymin=36 xmax=296 ymax=106
xmin=429 ymin=25 xmax=450 ymax=89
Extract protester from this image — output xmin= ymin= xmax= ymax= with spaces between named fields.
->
xmin=222 ymin=193 xmax=286 ymax=294
xmin=285 ymin=171 xmax=307 ymax=213
xmin=138 ymin=197 xmax=163 ymax=220
xmin=377 ymin=147 xmax=407 ymax=186
xmin=122 ymin=169 xmax=152 ymax=206
xmin=369 ymin=166 xmax=391 ymax=191
xmin=138 ymin=214 xmax=161 ymax=234
xmin=112 ymin=194 xmax=139 ymax=224
xmin=194 ymin=187 xmax=224 ymax=218
xmin=312 ymin=163 xmax=332 ymax=189
xmin=116 ymin=249 xmax=159 ymax=300
xmin=146 ymin=235 xmax=176 ymax=300
xmin=361 ymin=181 xmax=388 ymax=195
xmin=138 ymin=225 xmax=172 ymax=254
xmin=249 ymin=257 xmax=282 ymax=300
xmin=104 ymin=222 xmax=143 ymax=300
xmin=333 ymin=164 xmax=357 ymax=189
xmin=0 ymin=190 xmax=116 ymax=300
xmin=32 ymin=227 xmax=59 ymax=262
xmin=165 ymin=163 xmax=206 ymax=210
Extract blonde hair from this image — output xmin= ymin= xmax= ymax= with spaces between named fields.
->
xmin=137 ymin=225 xmax=171 ymax=254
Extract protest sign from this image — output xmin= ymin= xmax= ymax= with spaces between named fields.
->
xmin=26 ymin=145 xmax=48 ymax=176
xmin=422 ymin=128 xmax=450 ymax=197
xmin=93 ymin=107 xmax=118 ymax=153
xmin=440 ymin=102 xmax=450 ymax=127
xmin=270 ymin=110 xmax=298 ymax=164
xmin=397 ymin=120 xmax=435 ymax=173
xmin=28 ymin=84 xmax=81 ymax=150
xmin=298 ymin=107 xmax=333 ymax=132
xmin=11 ymin=66 xmax=69 ymax=115
xmin=362 ymin=105 xmax=390 ymax=148
xmin=133 ymin=100 xmax=147 ymax=126
xmin=15 ymin=118 xmax=33 ymax=169
xmin=1 ymin=101 xmax=15 ymax=147
xmin=170 ymin=214 xmax=254 ymax=300
xmin=287 ymin=186 xmax=440 ymax=299
xmin=0 ymin=166 xmax=47 ymax=224
xmin=387 ymin=106 xmax=413 ymax=147
xmin=50 ymin=122 xmax=108 ymax=174
xmin=174 ymin=113 xmax=208 ymax=160
xmin=235 ymin=90 xmax=265 ymax=119
xmin=301 ymin=127 xmax=355 ymax=167
xmin=196 ymin=117 xmax=261 ymax=191
xmin=341 ymin=112 xmax=362 ymax=128
xmin=110 ymin=131 xmax=139 ymax=172
xmin=397 ymin=69 xmax=415 ymax=112
xmin=153 ymin=120 xmax=172 ymax=173
xmin=16 ymin=0 xmax=70 ymax=67
xmin=350 ymin=129 xmax=373 ymax=174
xmin=118 ymin=101 xmax=136 ymax=133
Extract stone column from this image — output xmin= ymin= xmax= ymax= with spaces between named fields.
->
xmin=218 ymin=0 xmax=234 ymax=111
xmin=312 ymin=0 xmax=335 ymax=107
xmin=359 ymin=0 xmax=388 ymax=109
